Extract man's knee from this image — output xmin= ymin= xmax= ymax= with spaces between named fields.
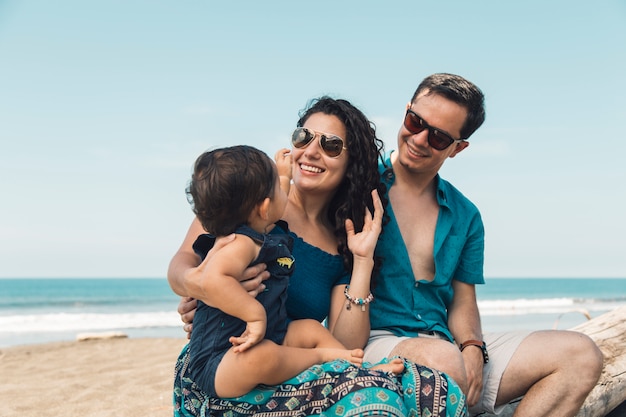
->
xmin=537 ymin=330 xmax=603 ymax=391
xmin=572 ymin=333 xmax=603 ymax=387
xmin=390 ymin=337 xmax=468 ymax=391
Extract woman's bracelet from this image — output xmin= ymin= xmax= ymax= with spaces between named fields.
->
xmin=344 ymin=285 xmax=374 ymax=311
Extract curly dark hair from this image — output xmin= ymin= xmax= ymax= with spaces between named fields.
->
xmin=187 ymin=145 xmax=276 ymax=236
xmin=297 ymin=97 xmax=387 ymax=281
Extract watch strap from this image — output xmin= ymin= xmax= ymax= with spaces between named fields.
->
xmin=459 ymin=339 xmax=489 ymax=363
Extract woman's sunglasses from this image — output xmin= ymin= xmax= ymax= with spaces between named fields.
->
xmin=403 ymin=109 xmax=464 ymax=151
xmin=291 ymin=127 xmax=347 ymax=158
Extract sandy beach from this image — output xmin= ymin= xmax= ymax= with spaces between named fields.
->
xmin=1 ymin=335 xmax=624 ymax=417
xmin=0 ymin=337 xmax=187 ymax=417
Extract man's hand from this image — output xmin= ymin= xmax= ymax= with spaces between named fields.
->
xmin=178 ymin=297 xmax=197 ymax=339
xmin=462 ymin=346 xmax=485 ymax=407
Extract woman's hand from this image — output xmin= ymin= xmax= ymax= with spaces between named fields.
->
xmin=327 ymin=189 xmax=382 ymax=349
xmin=345 ymin=189 xmax=384 ymax=261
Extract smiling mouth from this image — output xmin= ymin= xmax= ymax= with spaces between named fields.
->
xmin=300 ymin=163 xmax=324 ymax=173
xmin=406 ymin=145 xmax=427 ymax=158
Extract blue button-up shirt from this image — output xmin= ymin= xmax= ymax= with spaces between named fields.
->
xmin=370 ymin=153 xmax=485 ymax=342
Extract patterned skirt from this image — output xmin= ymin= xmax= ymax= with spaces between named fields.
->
xmin=173 ymin=344 xmax=467 ymax=417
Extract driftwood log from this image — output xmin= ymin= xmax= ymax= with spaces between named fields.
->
xmin=493 ymin=305 xmax=626 ymax=417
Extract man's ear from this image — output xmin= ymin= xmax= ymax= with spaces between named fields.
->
xmin=449 ymin=141 xmax=469 ymax=159
xmin=257 ymin=197 xmax=271 ymax=220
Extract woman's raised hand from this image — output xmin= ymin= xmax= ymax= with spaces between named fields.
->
xmin=345 ymin=189 xmax=384 ymax=261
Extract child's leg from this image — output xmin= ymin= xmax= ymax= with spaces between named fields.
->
xmin=284 ymin=319 xmax=346 ymax=349
xmin=214 ymin=339 xmax=364 ymax=398
xmin=285 ymin=320 xmax=404 ymax=375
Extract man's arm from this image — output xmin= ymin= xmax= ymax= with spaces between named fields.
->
xmin=448 ymin=280 xmax=484 ymax=407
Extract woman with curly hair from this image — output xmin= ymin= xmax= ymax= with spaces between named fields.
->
xmin=168 ymin=97 xmax=467 ymax=417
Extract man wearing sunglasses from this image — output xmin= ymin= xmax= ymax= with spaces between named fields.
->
xmin=366 ymin=73 xmax=603 ymax=416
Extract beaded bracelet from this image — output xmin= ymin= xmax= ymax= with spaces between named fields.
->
xmin=344 ymin=285 xmax=374 ymax=311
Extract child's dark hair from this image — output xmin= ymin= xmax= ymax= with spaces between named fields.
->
xmin=187 ymin=145 xmax=276 ymax=236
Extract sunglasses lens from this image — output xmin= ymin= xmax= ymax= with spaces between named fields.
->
xmin=404 ymin=111 xmax=425 ymax=134
xmin=292 ymin=127 xmax=345 ymax=157
xmin=292 ymin=128 xmax=314 ymax=148
xmin=320 ymin=136 xmax=344 ymax=158
xmin=428 ymin=131 xmax=454 ymax=151
xmin=405 ymin=110 xmax=456 ymax=151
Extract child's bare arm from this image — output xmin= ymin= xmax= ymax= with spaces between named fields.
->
xmin=274 ymin=148 xmax=292 ymax=195
xmin=199 ymin=236 xmax=267 ymax=349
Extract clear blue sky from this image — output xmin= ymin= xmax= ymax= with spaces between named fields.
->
xmin=1 ymin=1 xmax=625 ymax=278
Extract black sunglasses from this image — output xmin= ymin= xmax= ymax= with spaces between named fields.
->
xmin=403 ymin=109 xmax=463 ymax=151
xmin=291 ymin=127 xmax=347 ymax=158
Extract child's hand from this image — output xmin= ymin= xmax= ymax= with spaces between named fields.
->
xmin=346 ymin=189 xmax=384 ymax=260
xmin=229 ymin=320 xmax=266 ymax=353
xmin=274 ymin=148 xmax=292 ymax=195
xmin=274 ymin=148 xmax=292 ymax=178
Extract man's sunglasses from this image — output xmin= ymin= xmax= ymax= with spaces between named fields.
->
xmin=291 ymin=127 xmax=347 ymax=158
xmin=403 ymin=109 xmax=464 ymax=151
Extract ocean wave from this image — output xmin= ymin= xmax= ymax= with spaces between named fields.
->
xmin=0 ymin=297 xmax=176 ymax=309
xmin=477 ymin=297 xmax=625 ymax=316
xmin=3 ymin=298 xmax=625 ymax=334
xmin=0 ymin=311 xmax=181 ymax=333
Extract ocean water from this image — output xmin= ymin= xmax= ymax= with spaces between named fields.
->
xmin=1 ymin=277 xmax=624 ymax=348
xmin=0 ymin=278 xmax=183 ymax=348
xmin=477 ymin=278 xmax=626 ymax=333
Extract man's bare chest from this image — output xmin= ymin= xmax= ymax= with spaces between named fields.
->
xmin=389 ymin=190 xmax=439 ymax=281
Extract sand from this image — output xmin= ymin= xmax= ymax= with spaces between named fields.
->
xmin=1 ymin=336 xmax=623 ymax=417
xmin=0 ymin=337 xmax=188 ymax=417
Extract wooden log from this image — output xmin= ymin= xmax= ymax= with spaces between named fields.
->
xmin=493 ymin=305 xmax=626 ymax=417
xmin=572 ymin=305 xmax=626 ymax=417
xmin=76 ymin=331 xmax=128 ymax=341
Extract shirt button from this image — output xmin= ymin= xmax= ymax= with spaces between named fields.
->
xmin=414 ymin=282 xmax=419 ymax=288
xmin=417 ymin=314 xmax=422 ymax=319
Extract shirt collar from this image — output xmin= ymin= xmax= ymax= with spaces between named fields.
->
xmin=381 ymin=151 xmax=450 ymax=209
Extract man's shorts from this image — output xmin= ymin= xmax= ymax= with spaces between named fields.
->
xmin=363 ymin=329 xmax=530 ymax=415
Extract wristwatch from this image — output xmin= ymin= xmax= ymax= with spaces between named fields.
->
xmin=459 ymin=339 xmax=489 ymax=364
